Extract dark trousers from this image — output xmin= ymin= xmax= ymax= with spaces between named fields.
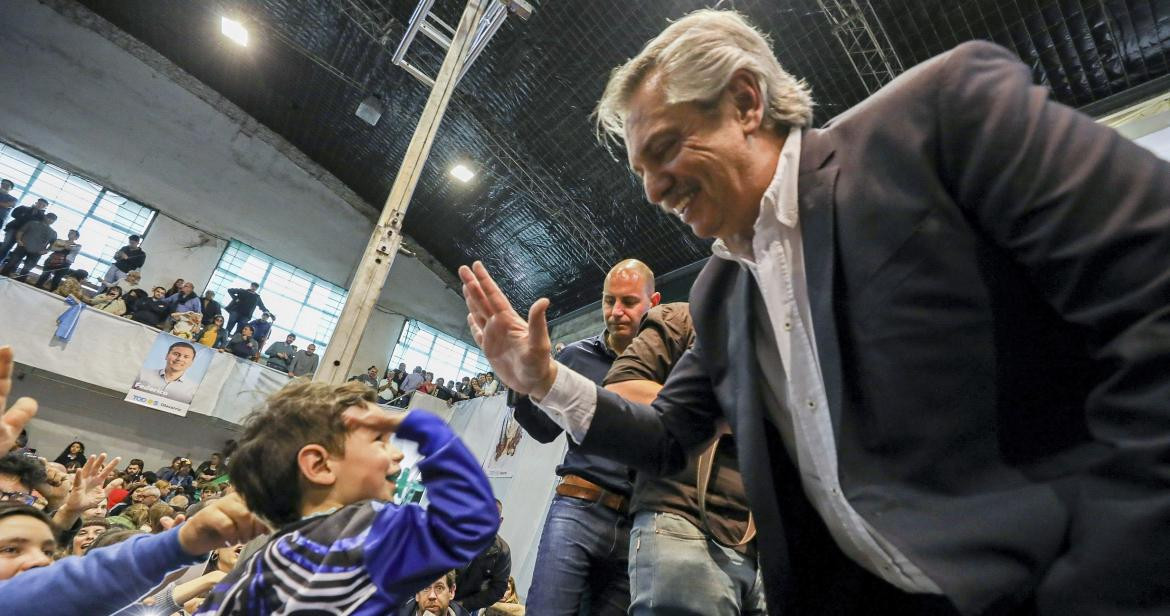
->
xmin=226 ymin=311 xmax=250 ymax=334
xmin=0 ymin=247 xmax=43 ymax=278
xmin=36 ymin=265 xmax=69 ymax=290
xmin=525 ymin=493 xmax=630 ymax=616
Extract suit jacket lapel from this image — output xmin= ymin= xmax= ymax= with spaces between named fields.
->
xmin=799 ymin=130 xmax=844 ymax=434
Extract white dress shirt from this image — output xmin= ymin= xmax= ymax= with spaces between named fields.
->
xmin=133 ymin=368 xmax=198 ymax=404
xmin=536 ymin=127 xmax=941 ymax=594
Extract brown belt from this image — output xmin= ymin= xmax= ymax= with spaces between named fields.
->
xmin=556 ymin=474 xmax=628 ymax=513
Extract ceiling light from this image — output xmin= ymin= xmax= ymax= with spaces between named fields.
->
xmin=221 ymin=17 xmax=249 ymax=46
xmin=450 ymin=164 xmax=475 ymax=183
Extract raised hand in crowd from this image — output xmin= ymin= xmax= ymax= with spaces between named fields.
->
xmin=52 ymin=452 xmax=121 ymax=530
xmin=0 ymin=346 xmax=37 ymax=453
xmin=459 ymin=261 xmax=556 ymax=399
xmin=177 ymin=492 xmax=269 ymax=556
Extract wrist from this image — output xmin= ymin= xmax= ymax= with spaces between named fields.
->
xmin=530 ymin=359 xmax=558 ymax=401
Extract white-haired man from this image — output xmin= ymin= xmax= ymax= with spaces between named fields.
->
xmin=461 ymin=9 xmax=1170 ymax=616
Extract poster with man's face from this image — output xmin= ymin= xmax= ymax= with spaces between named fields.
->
xmin=126 ymin=332 xmax=213 ymax=416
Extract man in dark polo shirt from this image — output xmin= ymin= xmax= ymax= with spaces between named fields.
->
xmin=605 ymin=302 xmax=764 ymax=615
xmin=510 ymin=259 xmax=659 ymax=616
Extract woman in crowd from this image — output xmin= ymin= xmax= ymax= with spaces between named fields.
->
xmin=197 ymin=314 xmax=227 ymax=349
xmin=68 ymin=517 xmax=109 ymax=557
xmin=196 ymin=453 xmax=225 ymax=483
xmin=130 ymin=286 xmax=171 ymax=327
xmin=418 ymin=372 xmax=437 ymax=396
xmin=35 ymin=229 xmax=81 ymax=291
xmin=52 ymin=441 xmax=85 ymax=471
xmin=165 ymin=278 xmax=184 ymax=297
xmin=224 ymin=324 xmax=259 ymax=360
xmin=90 ymin=285 xmax=127 ymax=315
xmin=165 ymin=460 xmax=195 ymax=495
xmin=54 ymin=269 xmax=88 ymax=301
xmin=122 ymin=287 xmax=147 ymax=313
xmin=113 ymin=270 xmax=142 ymax=295
xmin=158 ymin=456 xmax=184 ymax=480
xmin=377 ymin=368 xmax=400 ymax=405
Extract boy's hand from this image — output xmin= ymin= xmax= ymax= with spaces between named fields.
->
xmin=178 ymin=493 xmax=268 ymax=556
xmin=0 ymin=346 xmax=37 ymax=452
xmin=342 ymin=405 xmax=406 ymax=434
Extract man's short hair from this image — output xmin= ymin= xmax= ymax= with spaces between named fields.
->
xmin=128 ymin=458 xmax=145 ymax=470
xmin=168 ymin=341 xmax=196 ymax=356
xmin=152 ymin=286 xmax=166 ymax=293
xmin=230 ymin=380 xmax=376 ymax=526
xmin=35 ymin=198 xmax=48 ymax=205
xmin=249 ymin=282 xmax=259 ymax=288
xmin=0 ymin=179 xmax=13 ymax=188
xmin=43 ymin=213 xmax=57 ymax=222
xmin=0 ymin=453 xmax=47 ymax=492
xmin=128 ymin=234 xmax=141 ymax=242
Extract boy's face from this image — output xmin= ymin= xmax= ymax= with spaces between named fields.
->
xmin=333 ymin=402 xmax=405 ymax=502
xmin=0 ymin=515 xmax=55 ymax=580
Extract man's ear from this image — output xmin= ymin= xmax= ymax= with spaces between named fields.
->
xmin=726 ymin=68 xmax=765 ymax=134
xmin=650 ymin=291 xmax=662 ymax=307
xmin=296 ymin=444 xmax=337 ymax=487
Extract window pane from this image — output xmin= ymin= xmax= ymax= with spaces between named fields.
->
xmin=389 ymin=320 xmax=487 ymax=382
xmin=206 ymin=240 xmax=347 ymax=349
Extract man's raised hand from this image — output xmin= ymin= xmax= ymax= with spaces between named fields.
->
xmin=0 ymin=346 xmax=37 ymax=453
xmin=459 ymin=261 xmax=558 ymax=399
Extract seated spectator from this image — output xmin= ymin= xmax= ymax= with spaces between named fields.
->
xmin=454 ymin=499 xmax=511 ymax=611
xmin=0 ymin=180 xmax=15 ymax=230
xmin=121 ymin=287 xmax=146 ymax=313
xmin=115 ymin=458 xmax=146 ymax=489
xmin=197 ymin=314 xmax=228 ymax=349
xmin=0 ymin=198 xmax=47 ymax=264
xmin=113 ymin=270 xmax=142 ymax=295
xmin=35 ymin=229 xmax=80 ymax=291
xmin=198 ymin=485 xmax=219 ymax=503
xmin=481 ymin=372 xmax=499 ymax=396
xmin=52 ymin=441 xmax=86 ymax=472
xmin=0 ymin=495 xmax=266 ymax=614
xmin=196 ymin=380 xmax=498 ymax=613
xmin=352 ymin=365 xmax=379 ymax=388
xmin=1 ymin=212 xmax=57 ymax=281
xmin=148 ymin=502 xmax=176 ymax=533
xmin=158 ymin=457 xmax=183 ymax=479
xmin=163 ymin=281 xmax=201 ymax=316
xmin=164 ymin=459 xmax=195 ymax=495
xmin=165 ymin=278 xmax=185 ymax=297
xmin=455 ymin=376 xmax=472 ymax=398
xmin=377 ymin=369 xmax=400 ymax=405
xmin=199 ymin=290 xmax=223 ymax=326
xmin=286 ymin=343 xmax=319 ymax=378
xmin=417 ymin=372 xmax=437 ymax=396
xmin=168 ymin=494 xmax=190 ymax=513
xmin=400 ymin=366 xmax=425 ymax=395
xmin=484 ymin=577 xmax=525 ymax=616
xmin=54 ymin=269 xmax=88 ymax=302
xmin=391 ymin=362 xmax=408 ymax=389
xmin=397 ymin=571 xmax=471 ymax=616
xmin=223 ymin=325 xmax=260 ymax=360
xmin=109 ymin=485 xmax=161 ymax=517
xmin=433 ymin=378 xmax=453 ymax=402
xmin=69 ymin=517 xmax=109 ymax=557
xmin=196 ymin=453 xmax=225 ymax=483
xmin=264 ymin=334 xmax=298 ymax=372
xmin=89 ymin=285 xmax=127 ymax=315
xmin=247 ymin=312 xmax=275 ymax=347
xmin=101 ymin=234 xmax=145 ymax=289
xmin=129 ymin=286 xmax=171 ymax=327
xmin=469 ymin=375 xmax=484 ymax=398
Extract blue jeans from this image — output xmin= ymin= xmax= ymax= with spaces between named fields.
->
xmin=629 ymin=512 xmax=767 ymax=616
xmin=526 ymin=494 xmax=630 ymax=616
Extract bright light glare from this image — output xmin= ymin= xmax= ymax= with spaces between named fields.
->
xmin=450 ymin=164 xmax=475 ymax=183
xmin=221 ymin=17 xmax=249 ymax=46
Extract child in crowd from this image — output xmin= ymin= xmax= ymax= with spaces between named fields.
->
xmin=197 ymin=379 xmax=498 ymax=614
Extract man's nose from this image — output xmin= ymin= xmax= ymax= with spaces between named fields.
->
xmin=643 ymin=169 xmax=672 ymax=206
xmin=21 ymin=553 xmax=51 ymax=572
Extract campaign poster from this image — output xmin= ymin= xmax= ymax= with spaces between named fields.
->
xmin=483 ymin=412 xmax=525 ymax=478
xmin=125 ymin=332 xmax=213 ymax=416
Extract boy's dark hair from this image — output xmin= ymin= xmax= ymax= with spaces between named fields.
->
xmin=128 ymin=234 xmax=141 ymax=242
xmin=86 ymin=528 xmax=144 ymax=553
xmin=230 ymin=379 xmax=376 ymax=526
xmin=0 ymin=453 xmax=47 ymax=492
xmin=142 ymin=471 xmax=158 ymax=484
xmin=0 ymin=502 xmax=52 ymax=528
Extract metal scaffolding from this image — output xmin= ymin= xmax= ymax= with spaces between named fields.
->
xmin=818 ymin=0 xmax=904 ymax=95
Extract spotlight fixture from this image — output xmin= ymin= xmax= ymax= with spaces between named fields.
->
xmin=356 ymin=96 xmax=384 ymax=126
xmin=221 ymin=16 xmax=249 ymax=46
xmin=450 ymin=164 xmax=475 ymax=183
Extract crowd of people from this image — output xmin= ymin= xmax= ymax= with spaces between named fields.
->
xmin=0 ymin=218 xmax=321 ymax=378
xmin=354 ymin=363 xmax=504 ymax=407
xmin=0 ymin=345 xmax=521 ymax=615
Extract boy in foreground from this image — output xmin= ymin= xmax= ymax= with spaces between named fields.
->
xmin=197 ymin=380 xmax=499 ymax=614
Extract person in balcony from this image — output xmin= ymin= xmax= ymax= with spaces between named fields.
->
xmin=130 ymin=286 xmax=171 ymax=328
xmin=197 ymin=314 xmax=227 ymax=349
xmin=35 ymin=229 xmax=80 ymax=291
xmin=89 ymin=285 xmax=128 ymax=316
xmin=224 ymin=324 xmax=260 ymax=360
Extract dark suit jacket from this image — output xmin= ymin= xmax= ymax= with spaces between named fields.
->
xmin=578 ymin=41 xmax=1170 ymax=615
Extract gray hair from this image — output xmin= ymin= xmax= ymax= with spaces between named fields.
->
xmin=594 ymin=9 xmax=813 ymax=147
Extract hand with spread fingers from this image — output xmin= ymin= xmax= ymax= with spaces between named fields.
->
xmin=342 ymin=404 xmax=406 ymax=435
xmin=0 ymin=346 xmax=37 ymax=453
xmin=52 ymin=453 xmax=121 ymax=529
xmin=459 ymin=261 xmax=558 ymax=399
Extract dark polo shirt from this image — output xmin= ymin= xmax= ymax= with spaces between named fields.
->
xmin=605 ymin=302 xmax=753 ymax=554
